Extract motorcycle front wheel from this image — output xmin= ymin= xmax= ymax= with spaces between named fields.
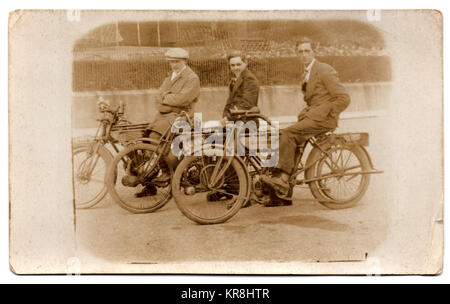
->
xmin=172 ymin=155 xmax=249 ymax=225
xmin=105 ymin=143 xmax=172 ymax=214
xmin=72 ymin=142 xmax=113 ymax=209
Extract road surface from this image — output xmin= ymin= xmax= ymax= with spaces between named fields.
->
xmin=73 ymin=114 xmax=392 ymax=270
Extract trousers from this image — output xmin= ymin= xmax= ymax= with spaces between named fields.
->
xmin=276 ymin=117 xmax=333 ymax=175
xmin=147 ymin=112 xmax=180 ymax=172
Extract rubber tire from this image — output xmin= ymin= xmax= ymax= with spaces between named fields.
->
xmin=105 ymin=143 xmax=172 ymax=214
xmin=72 ymin=142 xmax=113 ymax=209
xmin=172 ymin=156 xmax=249 ymax=225
xmin=305 ymin=144 xmax=371 ymax=209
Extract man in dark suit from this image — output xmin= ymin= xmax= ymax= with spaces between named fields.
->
xmin=261 ymin=37 xmax=350 ymax=202
xmin=207 ymin=51 xmax=259 ymax=204
xmin=222 ymin=50 xmax=259 ymax=120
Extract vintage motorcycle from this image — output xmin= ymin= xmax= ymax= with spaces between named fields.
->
xmin=170 ymin=107 xmax=383 ymax=225
xmin=72 ymin=98 xmax=149 ymax=209
xmin=104 ymin=111 xmax=195 ymax=214
xmin=105 ymin=110 xmax=259 ymax=217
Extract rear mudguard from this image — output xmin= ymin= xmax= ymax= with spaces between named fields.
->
xmin=307 ymin=133 xmax=376 ymax=171
xmin=358 ymin=145 xmax=375 ymax=170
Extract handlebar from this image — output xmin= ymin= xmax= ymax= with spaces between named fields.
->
xmin=99 ymin=105 xmax=123 ymax=115
xmin=118 ymin=100 xmax=125 ymax=115
xmin=96 ymin=100 xmax=126 ymax=125
xmin=229 ymin=107 xmax=272 ymax=126
xmin=97 ymin=97 xmax=125 ymax=115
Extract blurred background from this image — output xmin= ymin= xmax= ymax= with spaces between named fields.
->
xmin=72 ymin=19 xmax=391 ymax=129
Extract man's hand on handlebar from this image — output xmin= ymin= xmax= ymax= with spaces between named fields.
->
xmin=226 ymin=106 xmax=272 ymax=126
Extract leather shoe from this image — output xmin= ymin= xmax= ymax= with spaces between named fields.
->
xmin=122 ymin=174 xmax=140 ymax=187
xmin=263 ymin=199 xmax=292 ymax=207
xmin=260 ymin=175 xmax=289 ymax=195
xmin=207 ymin=192 xmax=233 ymax=202
xmin=152 ymin=171 xmax=171 ymax=183
xmin=135 ymin=185 xmax=157 ymax=197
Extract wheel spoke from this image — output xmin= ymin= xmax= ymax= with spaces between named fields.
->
xmin=343 ymin=150 xmax=354 ymax=169
xmin=73 ymin=146 xmax=108 ymax=208
xmin=172 ymin=156 xmax=246 ymax=224
xmin=313 ymin=146 xmax=369 ymax=202
xmin=106 ymin=144 xmax=172 ymax=213
xmin=323 ymin=158 xmax=334 ymax=171
xmin=344 ymin=164 xmax=362 ymax=171
xmin=346 ymin=173 xmax=361 ymax=182
xmin=337 ymin=148 xmax=344 ymax=168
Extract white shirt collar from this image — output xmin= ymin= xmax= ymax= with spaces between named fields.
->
xmin=171 ymin=66 xmax=187 ymax=81
xmin=303 ymin=58 xmax=316 ymax=83
xmin=305 ymin=58 xmax=316 ymax=72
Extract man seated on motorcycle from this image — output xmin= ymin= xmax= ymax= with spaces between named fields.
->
xmin=207 ymin=50 xmax=260 ymax=204
xmin=260 ymin=37 xmax=350 ymax=205
xmin=222 ymin=50 xmax=260 ymax=121
xmin=136 ymin=47 xmax=201 ymax=197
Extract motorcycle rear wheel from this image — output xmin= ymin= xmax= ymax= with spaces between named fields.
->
xmin=306 ymin=144 xmax=371 ymax=209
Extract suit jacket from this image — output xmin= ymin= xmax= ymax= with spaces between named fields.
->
xmin=223 ymin=69 xmax=259 ymax=119
xmin=156 ymin=66 xmax=201 ymax=115
xmin=299 ymin=60 xmax=350 ymax=128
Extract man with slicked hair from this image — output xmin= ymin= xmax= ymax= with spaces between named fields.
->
xmin=208 ymin=51 xmax=259 ymax=205
xmin=222 ymin=50 xmax=259 ymax=120
xmin=261 ymin=37 xmax=350 ymax=205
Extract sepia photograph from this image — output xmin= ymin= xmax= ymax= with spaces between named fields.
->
xmin=8 ymin=9 xmax=443 ymax=275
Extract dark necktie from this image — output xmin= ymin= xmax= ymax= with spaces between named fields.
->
xmin=230 ymin=77 xmax=237 ymax=91
xmin=301 ymin=68 xmax=308 ymax=93
xmin=302 ymin=81 xmax=307 ymax=93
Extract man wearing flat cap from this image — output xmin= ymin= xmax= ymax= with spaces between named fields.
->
xmin=154 ymin=48 xmax=200 ymax=123
xmin=137 ymin=48 xmax=200 ymax=197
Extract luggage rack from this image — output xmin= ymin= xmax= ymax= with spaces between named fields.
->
xmin=111 ymin=123 xmax=150 ymax=144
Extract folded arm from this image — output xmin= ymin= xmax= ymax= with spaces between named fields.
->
xmin=162 ymin=76 xmax=201 ymax=107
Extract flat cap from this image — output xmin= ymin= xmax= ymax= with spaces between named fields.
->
xmin=165 ymin=48 xmax=189 ymax=60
